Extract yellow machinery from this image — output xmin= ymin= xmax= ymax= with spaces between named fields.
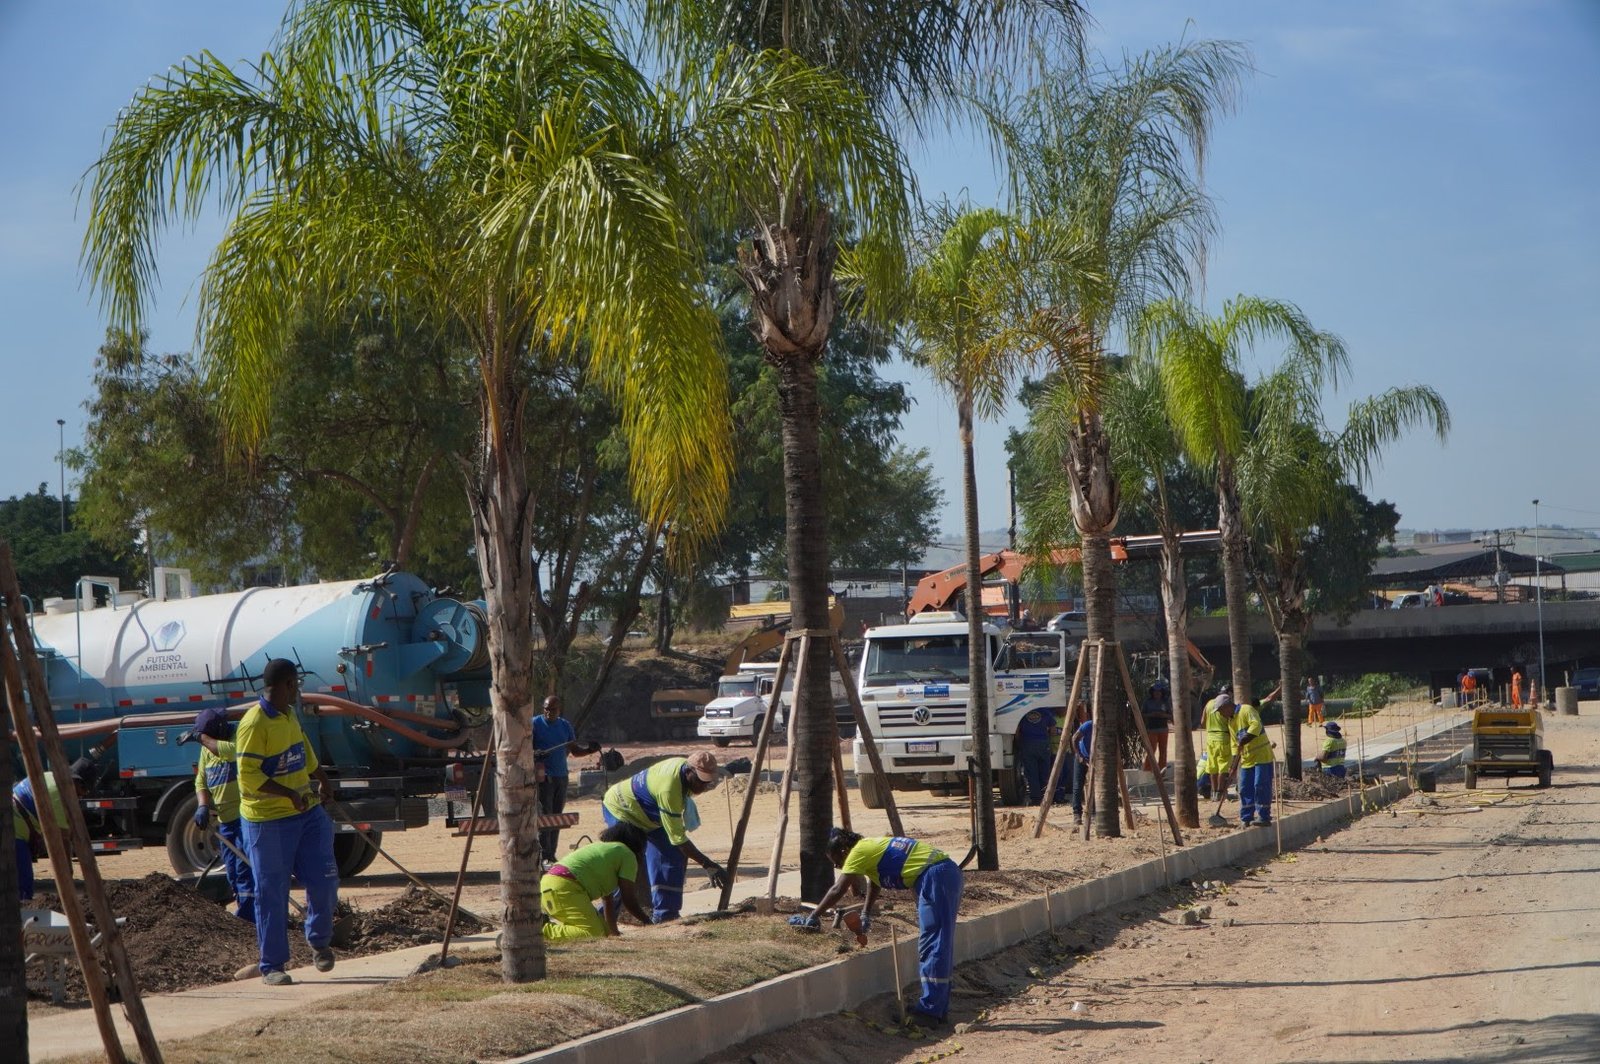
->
xmin=1464 ymin=708 xmax=1552 ymax=789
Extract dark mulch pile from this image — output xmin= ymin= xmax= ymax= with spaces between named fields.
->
xmin=25 ymin=875 xmax=494 ymax=1002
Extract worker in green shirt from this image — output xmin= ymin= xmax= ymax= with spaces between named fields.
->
xmin=186 ymin=706 xmax=255 ymax=923
xmin=1203 ymin=687 xmax=1238 ymax=801
xmin=601 ymin=751 xmax=727 ymax=921
xmin=540 ymin=822 xmax=651 ymax=940
xmin=1234 ymin=701 xmax=1275 ymax=827
xmin=11 ymin=769 xmax=71 ymax=902
xmin=237 ymin=658 xmax=339 ymax=986
xmin=1315 ymin=722 xmax=1347 ymax=778
xmin=795 ymin=829 xmax=964 ymax=1027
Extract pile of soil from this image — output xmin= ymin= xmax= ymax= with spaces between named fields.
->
xmin=1279 ymin=773 xmax=1352 ymax=800
xmin=26 ymin=876 xmax=494 ymax=1002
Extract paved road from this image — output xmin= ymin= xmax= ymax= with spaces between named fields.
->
xmin=721 ymin=712 xmax=1600 ymax=1064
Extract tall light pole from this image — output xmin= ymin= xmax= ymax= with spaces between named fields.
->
xmin=56 ymin=418 xmax=66 ymax=532
xmin=1533 ymin=499 xmax=1546 ymax=707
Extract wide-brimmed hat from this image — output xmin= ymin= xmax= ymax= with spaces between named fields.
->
xmin=1324 ymin=722 xmax=1342 ymax=736
xmin=686 ymin=750 xmax=720 ymax=782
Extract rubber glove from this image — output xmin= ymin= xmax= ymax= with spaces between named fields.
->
xmin=788 ymin=913 xmax=821 ymax=931
xmin=706 ymin=864 xmax=729 ymax=890
xmin=193 ymin=805 xmax=212 ymax=831
xmin=858 ymin=912 xmax=872 ymax=933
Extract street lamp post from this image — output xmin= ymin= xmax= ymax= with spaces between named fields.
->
xmin=56 ymin=418 xmax=66 ymax=533
xmin=1533 ymin=499 xmax=1546 ymax=707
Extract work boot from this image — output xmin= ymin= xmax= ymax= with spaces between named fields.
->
xmin=263 ymin=969 xmax=293 ymax=986
xmin=313 ymin=946 xmax=336 ymax=972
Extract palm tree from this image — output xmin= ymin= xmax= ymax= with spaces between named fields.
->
xmin=1242 ymin=383 xmax=1449 ymax=777
xmin=1143 ymin=296 xmax=1346 ymax=706
xmin=1102 ymin=358 xmax=1205 ymax=826
xmin=82 ymin=0 xmax=898 ymax=980
xmin=988 ymin=41 xmax=1249 ymax=837
xmin=901 ymin=204 xmax=1016 ymax=867
xmin=642 ymin=0 xmax=1088 ymax=897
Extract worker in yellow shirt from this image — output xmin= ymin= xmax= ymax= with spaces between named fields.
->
xmin=237 ymin=658 xmax=339 ymax=986
xmin=797 ymin=829 xmax=963 ymax=1027
xmin=186 ymin=706 xmax=255 ymax=923
xmin=1233 ymin=702 xmax=1275 ymax=827
xmin=11 ymin=770 xmax=72 ymax=902
xmin=540 ymin=822 xmax=652 ymax=940
xmin=1203 ymin=688 xmax=1238 ymax=802
xmin=601 ymin=751 xmax=727 ymax=921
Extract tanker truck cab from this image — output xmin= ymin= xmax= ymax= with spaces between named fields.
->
xmin=850 ymin=613 xmax=1070 ymax=810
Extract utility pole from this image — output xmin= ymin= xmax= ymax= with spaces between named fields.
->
xmin=1478 ymin=529 xmax=1510 ymax=603
xmin=56 ymin=418 xmax=66 ymax=532
xmin=1534 ymin=500 xmax=1546 ymax=707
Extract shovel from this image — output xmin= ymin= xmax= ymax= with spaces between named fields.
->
xmin=1208 ymin=747 xmax=1243 ymax=827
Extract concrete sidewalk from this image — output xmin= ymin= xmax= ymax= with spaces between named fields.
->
xmin=28 ymin=869 xmax=804 ymax=1063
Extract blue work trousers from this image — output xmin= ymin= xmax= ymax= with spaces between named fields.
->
xmin=14 ymin=839 xmax=33 ymax=901
xmin=243 ymin=806 xmax=339 ymax=974
xmin=216 ymin=817 xmax=257 ymax=924
xmin=914 ymin=858 xmax=963 ymax=1019
xmin=603 ymin=807 xmax=687 ymax=922
xmin=1017 ymin=740 xmax=1053 ymax=806
xmin=1239 ymin=763 xmax=1275 ymax=825
xmin=1070 ymin=757 xmax=1088 ymax=817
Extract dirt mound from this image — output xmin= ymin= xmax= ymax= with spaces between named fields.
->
xmin=26 ymin=876 xmax=494 ymax=1001
xmin=1279 ymin=773 xmax=1351 ymax=800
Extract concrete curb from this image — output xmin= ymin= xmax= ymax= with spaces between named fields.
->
xmin=506 ymin=777 xmax=1411 ymax=1064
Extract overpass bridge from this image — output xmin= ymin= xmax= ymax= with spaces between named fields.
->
xmin=1179 ymin=600 xmax=1600 ymax=694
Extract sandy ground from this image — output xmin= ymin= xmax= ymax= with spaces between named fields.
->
xmin=714 ymin=709 xmax=1600 ymax=1064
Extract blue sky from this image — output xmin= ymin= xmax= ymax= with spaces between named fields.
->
xmin=2 ymin=2 xmax=1597 ymax=542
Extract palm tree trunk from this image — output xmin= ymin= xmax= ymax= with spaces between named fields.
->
xmin=1217 ymin=464 xmax=1252 ymax=699
xmin=1277 ymin=627 xmax=1305 ymax=781
xmin=775 ymin=354 xmax=838 ymax=902
xmin=1068 ymin=409 xmax=1122 ymax=838
xmin=1159 ymin=530 xmax=1198 ymax=827
xmin=467 ymin=369 xmax=545 ymax=983
xmin=960 ymin=402 xmax=998 ymax=869
xmin=739 ymin=206 xmax=839 ymax=903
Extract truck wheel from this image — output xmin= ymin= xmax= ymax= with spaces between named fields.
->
xmin=166 ymin=792 xmax=219 ymax=876
xmin=997 ymin=744 xmax=1026 ymax=807
xmin=1463 ymin=764 xmax=1477 ymax=790
xmin=334 ymin=832 xmax=381 ymax=878
xmin=748 ymin=716 xmax=764 ymax=747
xmin=859 ymin=770 xmax=886 ymax=810
xmin=712 ymin=737 xmax=731 ymax=748
xmin=1537 ymin=750 xmax=1553 ymax=788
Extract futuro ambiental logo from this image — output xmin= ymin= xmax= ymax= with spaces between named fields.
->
xmin=152 ymin=620 xmax=187 ymax=652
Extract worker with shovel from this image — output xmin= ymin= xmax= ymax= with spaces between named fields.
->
xmin=1234 ymin=701 xmax=1275 ymax=828
xmin=237 ymin=658 xmax=340 ymax=986
xmin=187 ymin=707 xmax=255 ymax=924
xmin=540 ymin=822 xmax=651 ymax=940
xmin=795 ymin=828 xmax=963 ymax=1028
xmin=1203 ymin=688 xmax=1238 ymax=812
xmin=601 ymin=751 xmax=729 ymax=922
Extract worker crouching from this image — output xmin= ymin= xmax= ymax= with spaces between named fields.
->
xmin=540 ymin=822 xmax=652 ymax=939
xmin=600 ymin=751 xmax=728 ymax=922
xmin=1316 ymin=722 xmax=1347 ymax=778
xmin=1234 ymin=702 xmax=1275 ymax=827
xmin=797 ymin=829 xmax=964 ymax=1027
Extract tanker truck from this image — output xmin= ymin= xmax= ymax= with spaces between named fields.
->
xmin=15 ymin=569 xmax=494 ymax=877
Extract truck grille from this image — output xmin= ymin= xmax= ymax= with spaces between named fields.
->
xmin=1477 ymin=734 xmax=1534 ymax=759
xmin=876 ymin=704 xmax=969 ymax=730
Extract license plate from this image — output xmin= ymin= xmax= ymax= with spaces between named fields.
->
xmin=906 ymin=741 xmax=939 ymax=754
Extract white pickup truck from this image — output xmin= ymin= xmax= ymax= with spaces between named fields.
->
xmin=851 ymin=613 xmax=1072 ymax=808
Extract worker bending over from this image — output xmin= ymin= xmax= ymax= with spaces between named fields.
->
xmin=601 ymin=752 xmax=728 ymax=922
xmin=1203 ymin=688 xmax=1238 ymax=802
xmin=797 ymin=829 xmax=963 ymax=1028
xmin=11 ymin=769 xmax=77 ymax=902
xmin=1234 ymin=701 xmax=1275 ymax=827
xmin=237 ymin=658 xmax=339 ymax=986
xmin=1315 ymin=722 xmax=1347 ymax=778
xmin=540 ymin=823 xmax=652 ymax=940
xmin=183 ymin=706 xmax=256 ymax=924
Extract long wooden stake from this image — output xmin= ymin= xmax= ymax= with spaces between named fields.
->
xmin=1082 ymin=644 xmax=1102 ymax=842
xmin=829 ymin=725 xmax=852 ymax=832
xmin=1113 ymin=643 xmax=1184 ymax=846
xmin=890 ymin=923 xmax=908 ymax=1024
xmin=440 ymin=720 xmax=497 ymax=962
xmin=830 ymin=635 xmax=903 ymax=835
xmin=718 ymin=637 xmax=794 ymax=910
xmin=1 ymin=545 xmax=162 ymax=1063
xmin=1034 ymin=644 xmax=1089 ymax=837
xmin=766 ymin=634 xmax=811 ymax=902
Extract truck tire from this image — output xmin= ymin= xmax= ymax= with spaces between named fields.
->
xmin=859 ymin=770 xmax=886 ymax=810
xmin=334 ymin=832 xmax=381 ymax=878
xmin=997 ymin=742 xmax=1026 ymax=808
xmin=748 ymin=716 xmax=764 ymax=747
xmin=1537 ymin=750 xmax=1553 ymax=788
xmin=1463 ymin=764 xmax=1477 ymax=790
xmin=166 ymin=792 xmax=219 ymax=876
xmin=712 ymin=738 xmax=731 ymax=748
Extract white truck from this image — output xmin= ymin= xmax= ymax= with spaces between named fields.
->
xmin=851 ymin=613 xmax=1072 ymax=808
xmin=696 ymin=667 xmax=781 ymax=747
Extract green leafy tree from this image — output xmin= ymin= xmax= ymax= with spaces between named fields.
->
xmin=987 ymin=42 xmax=1248 ymax=837
xmin=640 ymin=0 xmax=1087 ymax=897
xmin=83 ymin=0 xmax=872 ymax=979
xmin=0 ymin=486 xmax=142 ymax=601
xmin=1304 ymin=488 xmax=1400 ymax=623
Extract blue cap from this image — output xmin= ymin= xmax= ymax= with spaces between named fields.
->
xmin=192 ymin=707 xmax=230 ymax=740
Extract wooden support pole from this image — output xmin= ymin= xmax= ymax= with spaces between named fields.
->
xmin=1081 ymin=644 xmax=1101 ymax=842
xmin=717 ymin=637 xmax=794 ymax=910
xmin=766 ymin=634 xmax=811 ymax=902
xmin=1116 ymin=758 xmax=1138 ymax=832
xmin=1113 ymin=642 xmax=1184 ymax=847
xmin=1035 ymin=646 xmax=1090 ymax=837
xmin=440 ymin=719 xmax=496 ymax=962
xmin=1 ymin=544 xmax=162 ymax=1063
xmin=829 ymin=635 xmax=902 ymax=835
xmin=829 ymin=725 xmax=851 ymax=832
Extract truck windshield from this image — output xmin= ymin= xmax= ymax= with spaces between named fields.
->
xmin=863 ymin=635 xmax=971 ymax=685
xmin=718 ymin=677 xmax=760 ymax=698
